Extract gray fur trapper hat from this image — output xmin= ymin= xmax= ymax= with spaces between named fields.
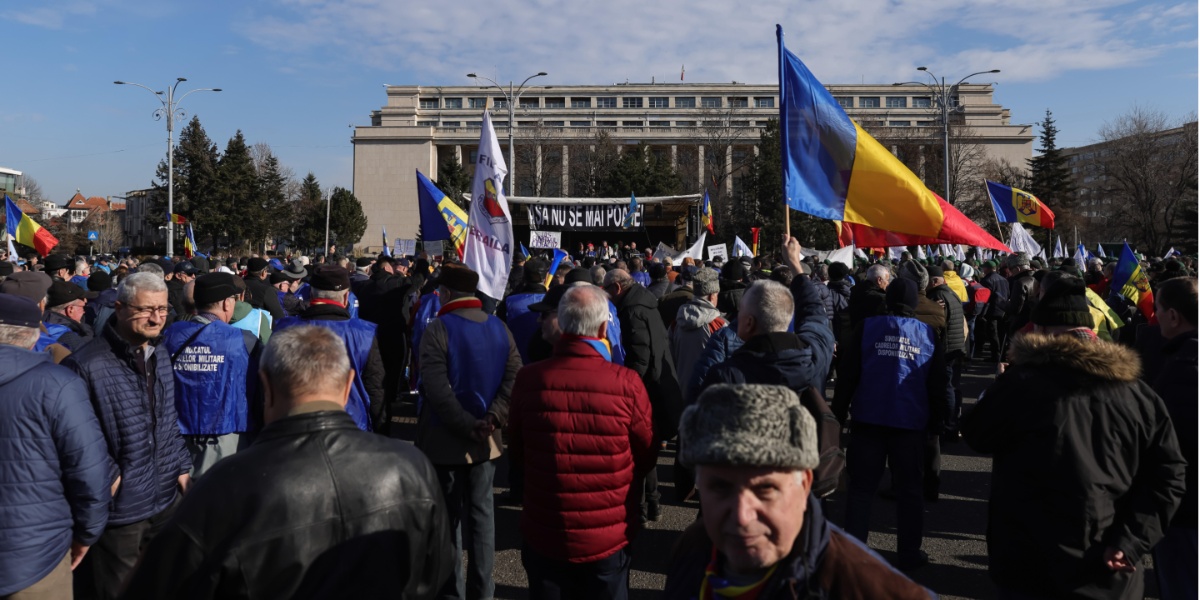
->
xmin=678 ymin=384 xmax=818 ymax=470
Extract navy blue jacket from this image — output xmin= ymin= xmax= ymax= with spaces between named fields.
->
xmin=0 ymin=345 xmax=114 ymax=596
xmin=62 ymin=324 xmax=191 ymax=526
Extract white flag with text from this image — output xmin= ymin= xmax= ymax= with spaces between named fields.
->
xmin=462 ymin=112 xmax=514 ymax=300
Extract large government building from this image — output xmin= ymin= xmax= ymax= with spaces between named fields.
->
xmin=352 ymin=82 xmax=1034 ymax=251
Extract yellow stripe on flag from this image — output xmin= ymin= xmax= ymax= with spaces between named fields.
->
xmin=842 ymin=122 xmax=944 ymax=238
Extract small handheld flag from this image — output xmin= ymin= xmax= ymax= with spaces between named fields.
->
xmin=1095 ymin=243 xmax=1106 ymax=258
xmin=382 ymin=226 xmax=391 ymax=256
xmin=621 ymin=193 xmax=639 ymax=229
xmin=701 ymin=190 xmax=714 ymax=234
xmin=733 ymin=235 xmax=753 ymax=258
xmin=1075 ymin=244 xmax=1088 ymax=273
xmin=1112 ymin=243 xmax=1154 ymax=319
xmin=416 ymin=170 xmax=469 ymax=259
xmin=5 ymin=195 xmax=59 ymax=257
xmin=545 ymin=248 xmax=569 ymax=288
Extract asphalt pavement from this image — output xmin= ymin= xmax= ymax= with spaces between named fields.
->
xmin=394 ymin=357 xmax=1163 ymax=599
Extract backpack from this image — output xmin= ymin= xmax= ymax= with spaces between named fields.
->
xmin=798 ymin=385 xmax=846 ymax=499
xmin=964 ymin=283 xmax=991 ymax=317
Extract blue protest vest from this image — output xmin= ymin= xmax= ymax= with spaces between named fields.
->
xmin=163 ymin=320 xmax=252 ymax=436
xmin=411 ymin=292 xmax=441 ymax=358
xmin=42 ymin=322 xmax=72 ymax=341
xmin=440 ymin=313 xmax=509 ymax=419
xmin=296 ymin=284 xmax=359 ymax=319
xmin=274 ymin=316 xmax=377 ymax=431
xmin=504 ymin=292 xmax=544 ymax=364
xmin=851 ymin=315 xmax=936 ymax=431
xmin=606 ymin=300 xmax=626 ymax=366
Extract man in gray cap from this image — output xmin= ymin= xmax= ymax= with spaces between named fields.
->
xmin=1004 ymin=251 xmax=1036 ymax=337
xmin=670 ymin=266 xmax=727 ymax=390
xmin=664 ymin=384 xmax=931 ymax=599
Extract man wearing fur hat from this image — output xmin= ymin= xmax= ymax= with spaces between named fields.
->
xmin=962 ymin=276 xmax=1185 ymax=600
xmin=417 ymin=263 xmax=522 ymax=600
xmin=664 ymin=384 xmax=932 ymax=599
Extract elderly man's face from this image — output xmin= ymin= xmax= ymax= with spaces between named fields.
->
xmin=539 ymin=310 xmax=562 ymax=345
xmin=698 ymin=465 xmax=812 ymax=577
xmin=116 ymin=289 xmax=169 ymax=342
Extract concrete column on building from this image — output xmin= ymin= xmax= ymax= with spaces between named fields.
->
xmin=725 ymin=146 xmax=733 ymax=196
xmin=697 ymin=145 xmax=706 ymax=190
xmin=454 ymin=145 xmax=463 ymax=165
xmin=535 ymin=145 xmax=543 ymax=195
xmin=561 ymin=144 xmax=569 ymax=195
xmin=671 ymin=145 xmax=678 ymax=170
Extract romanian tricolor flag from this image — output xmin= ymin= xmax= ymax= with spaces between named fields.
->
xmin=778 ymin=25 xmax=960 ymax=240
xmin=1111 ymin=242 xmax=1154 ymax=320
xmin=171 ymin=213 xmax=188 ymax=224
xmin=701 ymin=190 xmax=714 ymax=234
xmin=986 ymin=181 xmax=1055 ymax=229
xmin=415 ymin=170 xmax=469 ymax=259
xmin=5 ymin=195 xmax=59 ymax=257
xmin=835 ymin=192 xmax=1011 ymax=251
xmin=182 ymin=223 xmax=205 ymax=259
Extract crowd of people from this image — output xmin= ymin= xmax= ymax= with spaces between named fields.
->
xmin=0 ymin=236 xmax=1194 ymax=600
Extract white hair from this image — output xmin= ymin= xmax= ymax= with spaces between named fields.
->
xmin=117 ymin=272 xmax=168 ymax=303
xmin=261 ymin=325 xmax=351 ymax=397
xmin=0 ymin=324 xmax=40 ymax=350
xmin=75 ymin=260 xmax=88 ymax=274
xmin=866 ymin=264 xmax=891 ymax=285
xmin=558 ymin=285 xmax=611 ymax=336
xmin=136 ymin=262 xmax=165 ymax=278
xmin=741 ymin=280 xmax=794 ymax=333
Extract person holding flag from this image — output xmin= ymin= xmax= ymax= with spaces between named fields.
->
xmin=1111 ymin=242 xmax=1155 ymax=321
xmin=621 ymin=193 xmax=639 ymax=229
xmin=416 ymin=170 xmax=470 ymax=260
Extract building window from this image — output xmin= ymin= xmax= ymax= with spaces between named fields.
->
xmin=444 ymin=98 xmax=463 ymax=109
xmin=419 ymin=98 xmax=439 ymax=109
xmin=442 ymin=121 xmax=461 ymax=127
xmin=912 ymin=97 xmax=932 ymax=108
xmin=519 ymin=98 xmax=539 ymax=109
xmin=858 ymin=97 xmax=880 ymax=108
xmin=544 ymin=97 xmax=566 ymax=108
xmin=468 ymin=97 xmax=487 ymax=109
xmin=493 ymin=121 xmax=509 ymax=128
xmin=544 ymin=121 xmax=565 ymax=126
xmin=649 ymin=97 xmax=669 ymax=108
xmin=676 ymin=97 xmax=696 ymax=108
xmin=676 ymin=120 xmax=697 ymax=126
xmin=730 ymin=120 xmax=750 ymax=126
xmin=916 ymin=120 xmax=938 ymax=127
xmin=649 ymin=120 xmax=671 ymax=127
xmin=755 ymin=97 xmax=775 ymax=108
xmin=834 ymin=97 xmax=852 ymax=109
xmin=624 ymin=121 xmax=643 ymax=127
xmin=701 ymin=97 xmax=722 ymax=108
xmin=517 ymin=121 xmax=539 ymax=126
xmin=469 ymin=150 xmax=478 ymax=163
xmin=886 ymin=97 xmax=907 ymax=108
xmin=729 ymin=97 xmax=749 ymax=108
xmin=571 ymin=121 xmax=591 ymax=127
xmin=494 ymin=98 xmax=509 ymax=108
xmin=466 ymin=121 xmax=482 ymax=127
xmin=888 ymin=120 xmax=911 ymax=127
xmin=860 ymin=120 xmax=884 ymax=126
xmin=597 ymin=97 xmax=617 ymax=108
xmin=417 ymin=120 xmax=437 ymax=126
xmin=571 ymin=98 xmax=591 ymax=108
xmin=596 ymin=120 xmax=617 ymax=127
xmin=622 ymin=97 xmax=644 ymax=108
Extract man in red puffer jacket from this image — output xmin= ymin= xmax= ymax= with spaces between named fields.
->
xmin=507 ymin=283 xmax=657 ymax=599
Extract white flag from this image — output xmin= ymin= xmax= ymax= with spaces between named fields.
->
xmin=6 ymin=237 xmax=17 ymax=263
xmin=888 ymin=246 xmax=904 ymax=261
xmin=1075 ymin=244 xmax=1088 ymax=272
xmin=1095 ymin=244 xmax=1106 ymax=258
xmin=916 ymin=245 xmax=927 ymax=260
xmin=1163 ymin=247 xmax=1177 ymax=260
xmin=1008 ymin=224 xmax=1043 ymax=258
xmin=954 ymin=245 xmax=966 ymax=261
xmin=684 ymin=232 xmax=707 ymax=260
xmin=733 ymin=235 xmax=753 ymax=258
xmin=1053 ymin=235 xmax=1065 ymax=259
xmin=825 ymin=245 xmax=855 ymax=271
xmin=462 ymin=111 xmax=513 ymax=300
xmin=854 ymin=247 xmax=868 ymax=260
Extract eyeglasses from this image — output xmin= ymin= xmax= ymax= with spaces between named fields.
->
xmin=123 ymin=304 xmax=169 ymax=318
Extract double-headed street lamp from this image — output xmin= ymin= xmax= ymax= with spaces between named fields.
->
xmin=893 ymin=67 xmax=999 ymax=205
xmin=466 ymin=71 xmax=548 ymax=194
xmin=115 ymin=78 xmax=221 ymax=256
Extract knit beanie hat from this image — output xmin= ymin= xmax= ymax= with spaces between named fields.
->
xmin=678 ymin=384 xmax=818 ymax=470
xmin=693 ymin=267 xmax=720 ymax=296
xmin=886 ymin=277 xmax=919 ymax=311
xmin=828 ymin=262 xmax=850 ymax=282
xmin=898 ymin=260 xmax=929 ymax=290
xmin=1031 ymin=277 xmax=1092 ymax=328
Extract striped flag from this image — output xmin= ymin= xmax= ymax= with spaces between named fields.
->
xmin=5 ymin=195 xmax=58 ymax=256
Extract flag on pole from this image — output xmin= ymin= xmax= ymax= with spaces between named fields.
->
xmin=621 ymin=193 xmax=639 ymax=229
xmin=381 ymin=226 xmax=391 ymax=256
xmin=750 ymin=227 xmax=762 ymax=255
xmin=985 ymin=181 xmax=1055 ymax=229
xmin=1095 ymin=243 xmax=1106 ymax=258
xmin=416 ymin=170 xmax=469 ymax=259
xmin=462 ymin=111 xmax=514 ymax=300
xmin=684 ymin=232 xmax=708 ymax=260
xmin=183 ymin=223 xmax=206 ymax=259
xmin=170 ymin=213 xmax=188 ymax=224
xmin=854 ymin=247 xmax=868 ymax=260
xmin=1112 ymin=243 xmax=1154 ymax=319
xmin=778 ymin=24 xmax=973 ymax=240
xmin=681 ymin=64 xmax=685 ymax=81
xmin=916 ymin=245 xmax=926 ymax=260
xmin=7 ymin=236 xmax=17 ymax=263
xmin=955 ymin=245 xmax=966 ymax=261
xmin=5 ymin=195 xmax=58 ymax=257
xmin=733 ymin=235 xmax=753 ymax=258
xmin=519 ymin=243 xmax=530 ymax=260
xmin=544 ymin=248 xmax=569 ymax=288
xmin=1163 ymin=247 xmax=1178 ymax=260
xmin=1053 ymin=235 xmax=1065 ymax=259
xmin=701 ymin=190 xmax=714 ymax=234
xmin=1008 ymin=224 xmax=1043 ymax=258
xmin=1075 ymin=244 xmax=1088 ymax=273
xmin=888 ymin=247 xmax=904 ymax=261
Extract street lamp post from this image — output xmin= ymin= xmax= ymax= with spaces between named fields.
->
xmin=115 ymin=78 xmax=221 ymax=256
xmin=893 ymin=67 xmax=999 ymax=204
xmin=466 ymin=71 xmax=548 ymax=194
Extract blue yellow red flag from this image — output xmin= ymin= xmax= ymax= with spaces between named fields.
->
xmin=1111 ymin=242 xmax=1154 ymax=319
xmin=415 ymin=170 xmax=469 ymax=259
xmin=5 ymin=195 xmax=58 ymax=256
xmin=986 ymin=181 xmax=1055 ymax=228
xmin=701 ymin=190 xmax=714 ymax=234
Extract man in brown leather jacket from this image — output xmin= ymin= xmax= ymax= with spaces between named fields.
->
xmin=122 ymin=325 xmax=453 ymax=599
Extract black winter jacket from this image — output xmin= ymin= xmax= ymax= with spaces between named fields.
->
xmin=980 ymin=270 xmax=1009 ymax=319
xmin=1153 ymin=330 xmax=1197 ymax=528
xmin=62 ymin=324 xmax=191 ymax=526
xmin=928 ymin=283 xmax=965 ymax=356
xmin=963 ymin=333 xmax=1186 ymax=600
xmin=615 ymin=284 xmax=683 ymax=441
xmin=121 ymin=407 xmax=454 ymax=600
xmin=1006 ymin=270 xmax=1036 ymax=331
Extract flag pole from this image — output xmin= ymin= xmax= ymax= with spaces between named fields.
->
xmin=777 ymin=24 xmax=791 ymax=239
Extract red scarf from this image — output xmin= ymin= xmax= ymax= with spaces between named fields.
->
xmin=437 ymin=297 xmax=482 ymax=317
xmin=309 ymin=298 xmax=345 ymax=308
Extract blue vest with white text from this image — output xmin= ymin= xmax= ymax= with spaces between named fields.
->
xmin=504 ymin=292 xmax=544 ymax=364
xmin=273 ymin=315 xmax=377 ymax=431
xmin=163 ymin=320 xmax=252 ymax=436
xmin=440 ymin=313 xmax=509 ymax=420
xmin=851 ymin=315 xmax=936 ymax=431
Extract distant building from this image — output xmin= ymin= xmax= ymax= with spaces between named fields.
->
xmin=352 ymin=81 xmax=1034 ymax=249
xmin=122 ymin=188 xmax=166 ymax=251
xmin=0 ymin=167 xmax=24 ymax=198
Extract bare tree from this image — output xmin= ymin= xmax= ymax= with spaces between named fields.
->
xmin=94 ymin=209 xmax=124 ymax=254
xmin=513 ymin=120 xmax=565 ymax=197
xmin=21 ymin=175 xmax=45 ymax=203
xmin=567 ymin=131 xmax=620 ymax=198
xmin=1093 ymin=107 xmax=1197 ymax=254
xmin=688 ymin=102 xmax=758 ymax=239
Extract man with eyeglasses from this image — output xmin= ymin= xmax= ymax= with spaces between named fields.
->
xmin=42 ymin=280 xmax=97 ymax=350
xmin=62 ymin=272 xmax=192 ymax=600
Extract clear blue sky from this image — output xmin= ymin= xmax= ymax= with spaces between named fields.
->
xmin=3 ymin=0 xmax=1195 ymax=205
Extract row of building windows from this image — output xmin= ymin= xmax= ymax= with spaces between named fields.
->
xmin=833 ymin=96 xmax=936 ymax=109
xmin=418 ymin=119 xmax=771 ymax=128
xmin=418 ymin=96 xmax=778 ymax=110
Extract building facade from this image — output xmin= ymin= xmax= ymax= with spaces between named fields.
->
xmin=122 ymin=188 xmax=166 ymax=251
xmin=353 ymin=82 xmax=1034 ymax=247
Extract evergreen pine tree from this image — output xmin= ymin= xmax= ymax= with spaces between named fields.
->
xmin=153 ymin=116 xmax=219 ymax=229
xmin=1028 ymin=110 xmax=1076 ymax=211
xmin=292 ymin=173 xmax=326 ymax=253
xmin=211 ymin=131 xmax=258 ymax=250
xmin=436 ymin=156 xmax=472 ymax=211
xmin=328 ymin=187 xmax=368 ymax=250
xmin=255 ymin=154 xmax=289 ymax=252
